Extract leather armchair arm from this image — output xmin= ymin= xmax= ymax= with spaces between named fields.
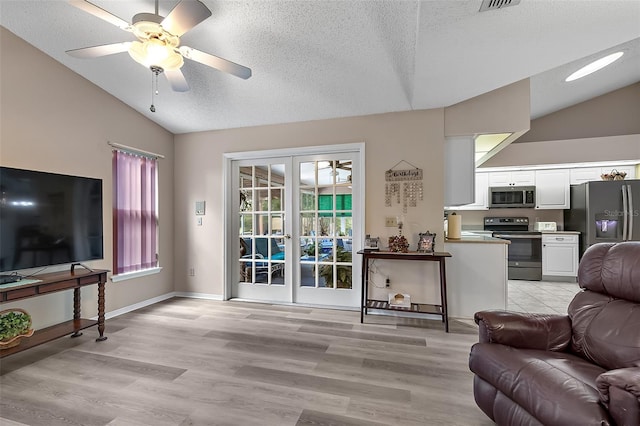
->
xmin=474 ymin=310 xmax=572 ymax=351
xmin=597 ymin=367 xmax=640 ymax=426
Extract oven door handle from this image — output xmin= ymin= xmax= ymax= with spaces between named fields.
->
xmin=493 ymin=234 xmax=542 ymax=239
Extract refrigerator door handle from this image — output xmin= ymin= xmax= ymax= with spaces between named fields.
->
xmin=628 ymin=184 xmax=633 ymax=240
xmin=622 ymin=185 xmax=629 ymax=241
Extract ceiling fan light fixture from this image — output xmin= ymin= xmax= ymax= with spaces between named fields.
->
xmin=565 ymin=51 xmax=624 ymax=82
xmin=67 ymin=0 xmax=252 ymax=91
xmin=128 ymin=39 xmax=184 ymax=70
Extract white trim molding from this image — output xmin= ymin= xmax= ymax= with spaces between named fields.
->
xmin=223 ymin=142 xmax=366 ymax=303
xmin=173 ymin=292 xmax=224 ymax=300
xmin=95 ymin=291 xmax=175 ymax=320
xmin=111 ymin=267 xmax=163 ymax=282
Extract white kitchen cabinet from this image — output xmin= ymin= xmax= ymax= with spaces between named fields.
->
xmin=570 ymin=167 xmax=600 ymax=184
xmin=535 ymin=169 xmax=570 ymax=209
xmin=600 ymin=165 xmax=636 ymax=180
xmin=542 ymin=234 xmax=579 ymax=281
xmin=570 ymin=165 xmax=637 ymax=184
xmin=488 ymin=170 xmax=535 ymax=187
xmin=452 ymin=172 xmax=489 ymax=210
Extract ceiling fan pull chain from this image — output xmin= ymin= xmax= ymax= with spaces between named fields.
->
xmin=155 ymin=68 xmax=159 ymax=95
xmin=150 ymin=70 xmax=156 ymax=113
xmin=149 ymin=65 xmax=163 ymax=113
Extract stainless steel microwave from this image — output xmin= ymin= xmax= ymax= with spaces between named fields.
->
xmin=489 ymin=186 xmax=536 ymax=208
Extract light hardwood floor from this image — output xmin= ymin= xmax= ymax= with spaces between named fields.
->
xmin=1 ymin=298 xmax=493 ymax=426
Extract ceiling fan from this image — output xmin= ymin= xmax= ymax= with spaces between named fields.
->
xmin=66 ymin=0 xmax=252 ymax=95
xmin=317 ymin=160 xmax=352 ymax=183
xmin=319 ymin=160 xmax=352 ymax=171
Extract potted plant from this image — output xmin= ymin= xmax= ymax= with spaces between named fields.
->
xmin=304 ymin=242 xmax=317 ymax=257
xmin=0 ymin=308 xmax=34 ymax=350
xmin=318 ymin=247 xmax=352 ymax=288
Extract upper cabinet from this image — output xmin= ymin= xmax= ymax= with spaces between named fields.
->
xmin=599 ymin=165 xmax=636 ymax=180
xmin=570 ymin=165 xmax=636 ymax=184
xmin=488 ymin=170 xmax=535 ymax=187
xmin=535 ymin=169 xmax=570 ymax=209
xmin=570 ymin=167 xmax=600 ymax=185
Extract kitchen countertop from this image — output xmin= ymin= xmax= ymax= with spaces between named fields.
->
xmin=445 ymin=231 xmax=510 ymax=244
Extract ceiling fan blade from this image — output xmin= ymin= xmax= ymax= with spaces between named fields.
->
xmin=180 ymin=46 xmax=252 ymax=80
xmin=66 ymin=42 xmax=132 ymax=59
xmin=161 ymin=0 xmax=212 ymax=37
xmin=165 ymin=69 xmax=190 ymax=92
xmin=68 ymin=0 xmax=130 ymax=30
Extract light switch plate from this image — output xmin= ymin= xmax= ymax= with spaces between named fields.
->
xmin=195 ymin=201 xmax=206 ymax=215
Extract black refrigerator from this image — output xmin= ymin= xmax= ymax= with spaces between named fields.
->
xmin=564 ymin=179 xmax=640 ymax=258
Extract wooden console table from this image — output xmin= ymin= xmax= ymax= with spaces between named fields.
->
xmin=358 ymin=250 xmax=451 ymax=332
xmin=0 ymin=269 xmax=108 ymax=357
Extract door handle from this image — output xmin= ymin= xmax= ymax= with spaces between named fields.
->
xmin=628 ymin=185 xmax=634 ymax=240
xmin=284 ymin=234 xmax=292 ymax=239
xmin=622 ymin=185 xmax=629 ymax=240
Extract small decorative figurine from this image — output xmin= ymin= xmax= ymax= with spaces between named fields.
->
xmin=388 ymin=216 xmax=409 ymax=253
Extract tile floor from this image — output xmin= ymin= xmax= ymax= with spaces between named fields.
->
xmin=508 ymin=279 xmax=582 ymax=315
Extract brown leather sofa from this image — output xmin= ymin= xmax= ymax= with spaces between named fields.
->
xmin=469 ymin=242 xmax=640 ymax=426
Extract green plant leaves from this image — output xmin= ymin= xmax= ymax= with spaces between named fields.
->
xmin=0 ymin=311 xmax=31 ymax=341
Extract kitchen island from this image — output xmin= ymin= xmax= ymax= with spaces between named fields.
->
xmin=444 ymin=232 xmax=509 ymax=319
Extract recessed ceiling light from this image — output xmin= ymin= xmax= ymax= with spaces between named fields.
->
xmin=565 ymin=51 xmax=624 ymax=82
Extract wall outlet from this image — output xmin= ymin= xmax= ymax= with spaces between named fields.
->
xmin=385 ymin=216 xmax=397 ymax=227
xmin=189 ymin=268 xmax=195 ymax=276
xmin=385 ymin=277 xmax=390 ymax=287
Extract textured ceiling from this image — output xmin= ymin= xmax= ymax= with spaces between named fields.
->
xmin=1 ymin=0 xmax=639 ymax=135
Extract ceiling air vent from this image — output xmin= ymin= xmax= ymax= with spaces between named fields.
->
xmin=479 ymin=0 xmax=521 ymax=12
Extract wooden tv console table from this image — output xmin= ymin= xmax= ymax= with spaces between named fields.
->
xmin=0 ymin=269 xmax=108 ymax=358
xmin=358 ymin=250 xmax=451 ymax=332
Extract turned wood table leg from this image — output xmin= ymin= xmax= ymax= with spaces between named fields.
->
xmin=71 ymin=287 xmax=83 ymax=338
xmin=440 ymin=259 xmax=449 ymax=333
xmin=96 ymin=279 xmax=107 ymax=341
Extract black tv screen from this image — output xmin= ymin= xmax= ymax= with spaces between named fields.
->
xmin=0 ymin=167 xmax=103 ymax=273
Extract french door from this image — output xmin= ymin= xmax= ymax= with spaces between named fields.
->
xmin=227 ymin=146 xmax=362 ymax=308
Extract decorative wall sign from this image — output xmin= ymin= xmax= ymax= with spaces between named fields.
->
xmin=385 ymin=160 xmax=423 ymax=213
xmin=385 ymin=168 xmax=423 ymax=181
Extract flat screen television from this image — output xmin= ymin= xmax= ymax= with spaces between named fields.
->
xmin=0 ymin=167 xmax=103 ymax=274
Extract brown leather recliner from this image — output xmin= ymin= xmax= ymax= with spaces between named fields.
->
xmin=469 ymin=242 xmax=640 ymax=426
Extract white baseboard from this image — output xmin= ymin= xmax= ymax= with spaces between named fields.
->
xmin=230 ymin=298 xmax=359 ymax=311
xmin=173 ymin=292 xmax=224 ymax=300
xmin=94 ymin=292 xmax=176 ymax=320
xmin=93 ymin=292 xmax=225 ymax=321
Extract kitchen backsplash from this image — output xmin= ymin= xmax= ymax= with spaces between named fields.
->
xmin=448 ymin=209 xmax=565 ymax=231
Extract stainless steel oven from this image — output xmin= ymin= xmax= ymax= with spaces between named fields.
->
xmin=485 ymin=217 xmax=542 ymax=281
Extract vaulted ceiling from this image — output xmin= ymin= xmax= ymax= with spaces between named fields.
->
xmin=1 ymin=0 xmax=639 ymax=134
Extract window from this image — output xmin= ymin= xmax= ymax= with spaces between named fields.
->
xmin=112 ymin=150 xmax=158 ymax=275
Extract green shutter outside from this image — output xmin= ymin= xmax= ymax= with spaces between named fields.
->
xmin=318 ymin=194 xmax=352 ymax=217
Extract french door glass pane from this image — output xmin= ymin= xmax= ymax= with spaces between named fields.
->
xmin=298 ymin=160 xmax=353 ymax=289
xmin=238 ymin=164 xmax=286 ymax=286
